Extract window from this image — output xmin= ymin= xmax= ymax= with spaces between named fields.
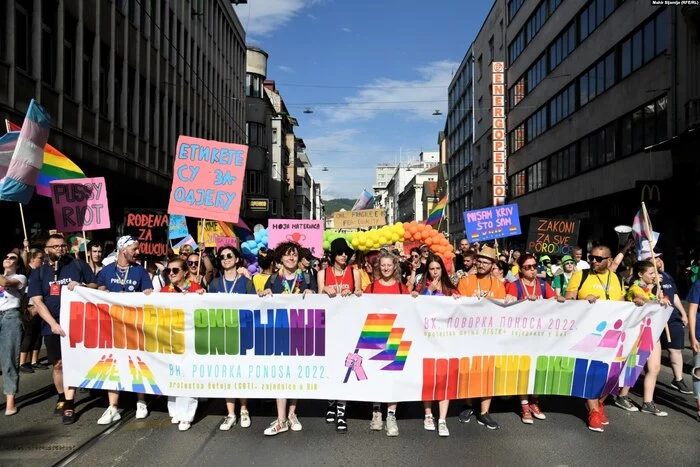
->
xmin=644 ymin=103 xmax=656 ymax=148
xmin=580 ymin=9 xmax=589 ymax=41
xmin=246 ymin=73 xmax=264 ymax=98
xmin=632 ymin=109 xmax=643 ymax=153
xmin=42 ymin=25 xmax=56 ymax=86
xmin=526 ymin=107 xmax=547 ymax=142
xmin=656 ymin=9 xmax=668 ymax=54
xmin=509 ymin=31 xmax=525 ymax=63
xmin=580 ymin=73 xmax=589 ymax=106
xmin=246 ymin=122 xmax=266 ymax=148
xmin=488 ymin=36 xmax=494 ymax=61
xmin=604 ymin=53 xmax=615 ymax=89
xmin=272 ymin=128 xmax=278 ymax=145
xmin=643 ymin=21 xmax=655 ymax=63
xmin=526 ymin=55 xmax=547 ymax=93
xmin=15 ymin=4 xmax=31 ymax=73
xmin=656 ymin=96 xmax=667 ymax=141
xmin=510 ymin=171 xmax=526 ymax=197
xmin=632 ymin=30 xmax=643 ymax=71
xmin=621 ymin=115 xmax=632 ymax=156
xmin=508 ymin=0 xmax=525 ymax=20
xmin=509 ymin=124 xmax=526 ymax=153
xmin=621 ymin=39 xmax=632 ymax=78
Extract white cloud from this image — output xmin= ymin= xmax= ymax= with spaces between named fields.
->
xmin=319 ymin=60 xmax=457 ymax=124
xmin=307 ymin=13 xmax=318 ymax=20
xmin=233 ymin=0 xmax=328 ymax=36
xmin=277 ymin=65 xmax=294 ymax=73
xmin=342 ymin=27 xmax=352 ymax=33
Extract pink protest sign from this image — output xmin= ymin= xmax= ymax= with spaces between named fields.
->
xmin=215 ymin=235 xmax=239 ymax=251
xmin=50 ymin=177 xmax=110 ymax=232
xmin=268 ymin=219 xmax=324 ymax=257
xmin=168 ymin=136 xmax=248 ymax=223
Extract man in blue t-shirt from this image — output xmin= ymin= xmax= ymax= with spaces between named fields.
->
xmin=96 ymin=236 xmax=153 ymax=424
xmin=686 ymin=279 xmax=700 ymax=421
xmin=28 ymin=234 xmax=96 ymax=425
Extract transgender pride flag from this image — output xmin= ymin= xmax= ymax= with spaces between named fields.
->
xmin=0 ymin=99 xmax=51 ymax=204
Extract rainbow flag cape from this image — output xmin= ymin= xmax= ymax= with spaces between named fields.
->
xmin=424 ymin=194 xmax=447 ymax=227
xmin=6 ymin=120 xmax=85 ymax=197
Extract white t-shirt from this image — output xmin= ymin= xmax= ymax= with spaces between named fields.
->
xmin=576 ymin=260 xmax=590 ymax=270
xmin=152 ymin=274 xmax=164 ymax=292
xmin=0 ymin=274 xmax=27 ymax=311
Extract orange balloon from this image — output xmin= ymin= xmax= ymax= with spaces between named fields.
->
xmin=425 ymin=237 xmax=434 ymax=246
xmin=414 ymin=231 xmax=423 ymax=241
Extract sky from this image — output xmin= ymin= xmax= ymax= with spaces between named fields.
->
xmin=233 ymin=0 xmax=494 ymax=200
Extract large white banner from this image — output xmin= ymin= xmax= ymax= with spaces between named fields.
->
xmin=61 ymin=288 xmax=670 ymax=402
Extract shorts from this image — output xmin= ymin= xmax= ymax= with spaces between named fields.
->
xmin=660 ymin=320 xmax=684 ymax=350
xmin=45 ymin=334 xmax=62 ymax=364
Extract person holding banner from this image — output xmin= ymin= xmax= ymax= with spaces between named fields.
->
xmin=261 ymin=242 xmax=314 ymax=436
xmin=411 ymin=254 xmax=459 ymax=437
xmin=28 ymin=234 xmax=96 ymax=425
xmin=685 ymin=278 xmax=700 ymax=421
xmin=318 ymin=238 xmax=362 ymax=434
xmin=455 ymin=246 xmax=505 ymax=430
xmin=616 ymin=261 xmax=672 ymax=417
xmin=207 ymin=246 xmax=255 ymax=431
xmin=96 ymin=236 xmax=154 ymax=425
xmin=0 ymin=251 xmax=28 ymax=415
xmin=564 ymin=245 xmax=625 ymax=432
xmin=364 ymin=250 xmax=410 ymax=436
xmin=160 ymin=257 xmax=205 ymax=431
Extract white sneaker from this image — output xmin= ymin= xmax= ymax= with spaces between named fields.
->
xmin=424 ymin=414 xmax=436 ymax=431
xmin=171 ymin=417 xmax=180 ymax=424
xmin=370 ymin=411 xmax=383 ymax=431
xmin=97 ymin=406 xmax=121 ymax=425
xmin=438 ymin=420 xmax=450 ymax=437
xmin=288 ymin=413 xmax=302 ymax=431
xmin=263 ymin=419 xmax=289 ymax=436
xmin=135 ymin=401 xmax=148 ymax=419
xmin=178 ymin=421 xmax=191 ymax=431
xmin=385 ymin=414 xmax=399 ymax=437
xmin=219 ymin=414 xmax=237 ymax=431
xmin=240 ymin=410 xmax=251 ymax=428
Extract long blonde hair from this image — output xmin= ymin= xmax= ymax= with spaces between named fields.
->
xmin=373 ymin=250 xmax=401 ymax=282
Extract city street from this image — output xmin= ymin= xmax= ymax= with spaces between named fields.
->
xmin=1 ymin=349 xmax=697 ymax=467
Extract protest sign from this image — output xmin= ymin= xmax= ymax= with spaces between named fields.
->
xmin=173 ymin=235 xmax=196 ymax=254
xmin=169 ymin=214 xmax=189 ymax=239
xmin=168 ymin=136 xmax=248 ymax=223
xmin=61 ymin=289 xmax=670 ymax=401
xmin=526 ymin=217 xmax=580 ymax=256
xmin=215 ymin=235 xmax=238 ymax=251
xmin=50 ymin=177 xmax=110 ymax=231
xmin=333 ymin=209 xmax=386 ymax=229
xmin=124 ymin=208 xmax=169 ymax=258
xmin=268 ymin=219 xmax=324 ymax=257
xmin=197 ymin=219 xmax=234 ymax=247
xmin=464 ymin=204 xmax=521 ymax=242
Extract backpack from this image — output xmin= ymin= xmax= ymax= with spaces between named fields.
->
xmin=514 ymin=278 xmax=547 ymax=299
xmin=214 ymin=275 xmax=255 ymax=294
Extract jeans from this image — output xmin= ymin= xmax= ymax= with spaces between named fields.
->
xmin=693 ymin=352 xmax=700 ymax=399
xmin=0 ymin=308 xmax=23 ymax=395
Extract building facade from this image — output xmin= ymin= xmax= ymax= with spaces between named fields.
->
xmin=0 ymin=0 xmax=246 ymax=242
xmin=396 ymin=166 xmax=439 ymax=223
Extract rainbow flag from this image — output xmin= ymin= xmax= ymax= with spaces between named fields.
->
xmin=0 ymin=100 xmax=50 ymax=203
xmin=424 ymin=194 xmax=447 ymax=227
xmin=6 ymin=120 xmax=85 ymax=197
xmin=382 ymin=341 xmax=412 ymax=371
xmin=370 ymin=328 xmax=404 ymax=361
xmin=355 ymin=314 xmax=396 ymax=349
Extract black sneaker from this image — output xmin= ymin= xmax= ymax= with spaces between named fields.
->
xmin=326 ymin=400 xmax=336 ymax=423
xmin=19 ymin=364 xmax=34 ymax=374
xmin=32 ymin=362 xmax=49 ymax=370
xmin=476 ymin=412 xmax=500 ymax=430
xmin=458 ymin=406 xmax=474 ymax=423
xmin=671 ymin=379 xmax=693 ymax=395
xmin=54 ymin=401 xmax=65 ymax=416
xmin=62 ymin=409 xmax=76 ymax=425
xmin=335 ymin=404 xmax=347 ymax=433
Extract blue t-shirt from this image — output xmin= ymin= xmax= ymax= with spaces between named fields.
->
xmin=654 ymin=271 xmax=680 ymax=322
xmin=28 ymin=258 xmax=95 ymax=335
xmin=686 ymin=279 xmax=700 ymax=340
xmin=207 ymin=274 xmax=255 ymax=294
xmin=97 ymin=263 xmax=152 ymax=293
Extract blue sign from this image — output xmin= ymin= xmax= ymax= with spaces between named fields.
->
xmin=463 ymin=204 xmax=522 ymax=242
xmin=169 ymin=214 xmax=189 ymax=240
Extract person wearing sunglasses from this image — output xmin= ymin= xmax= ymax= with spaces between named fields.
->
xmin=28 ymin=234 xmax=97 ymax=424
xmin=551 ymin=255 xmax=576 ymax=297
xmin=161 ymin=257 xmax=205 ymax=431
xmin=0 ymin=251 xmax=28 ymax=415
xmin=261 ymin=242 xmax=314 ymax=436
xmin=207 ymin=246 xmax=255 ymax=431
xmin=564 ymin=245 xmax=625 ymax=433
xmin=318 ymin=238 xmax=362 ymax=434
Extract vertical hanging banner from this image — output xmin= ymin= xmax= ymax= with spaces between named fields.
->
xmin=124 ymin=208 xmax=169 ymax=258
xmin=268 ymin=219 xmax=324 ymax=257
xmin=50 ymin=177 xmax=110 ymax=231
xmin=168 ymin=136 xmax=248 ymax=223
xmin=492 ymin=62 xmax=506 ymax=206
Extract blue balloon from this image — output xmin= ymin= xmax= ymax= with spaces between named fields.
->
xmin=251 ymin=247 xmax=259 ymax=256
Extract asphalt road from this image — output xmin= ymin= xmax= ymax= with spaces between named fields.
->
xmin=1 ymin=351 xmax=697 ymax=467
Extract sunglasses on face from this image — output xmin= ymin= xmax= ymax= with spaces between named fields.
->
xmin=563 ymin=261 xmax=575 ymax=266
xmin=589 ymin=255 xmax=610 ymax=263
xmin=219 ymin=253 xmax=235 ymax=260
xmin=187 ymin=260 xmax=200 ymax=267
xmin=4 ymin=255 xmax=18 ymax=261
xmin=165 ymin=267 xmax=181 ymax=275
xmin=411 ymin=254 xmax=420 ymax=258
xmin=521 ymin=264 xmax=537 ymax=271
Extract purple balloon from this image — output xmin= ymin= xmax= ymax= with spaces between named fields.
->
xmin=248 ymin=264 xmax=258 ymax=274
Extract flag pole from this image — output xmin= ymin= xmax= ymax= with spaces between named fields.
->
xmin=18 ymin=204 xmax=28 ymax=245
xmin=641 ymin=202 xmax=670 ymax=341
xmin=196 ymin=218 xmax=204 ymax=284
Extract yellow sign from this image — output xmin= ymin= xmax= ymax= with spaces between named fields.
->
xmin=333 ymin=209 xmax=387 ymax=229
xmin=640 ymin=184 xmax=661 ymax=203
xmin=197 ymin=220 xmax=234 ymax=247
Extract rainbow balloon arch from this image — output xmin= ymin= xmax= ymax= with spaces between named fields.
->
xmin=240 ymin=221 xmax=455 ymax=272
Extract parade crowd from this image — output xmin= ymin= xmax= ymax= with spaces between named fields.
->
xmin=1 ymin=232 xmax=699 ymax=438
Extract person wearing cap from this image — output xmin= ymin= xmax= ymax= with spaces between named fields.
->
xmin=455 ymin=246 xmax=506 ymax=430
xmin=96 ymin=236 xmax=154 ymax=425
xmin=537 ymin=255 xmax=553 ymax=283
xmin=318 ymin=238 xmax=362 ymax=433
xmin=552 ymin=255 xmax=576 ymax=297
